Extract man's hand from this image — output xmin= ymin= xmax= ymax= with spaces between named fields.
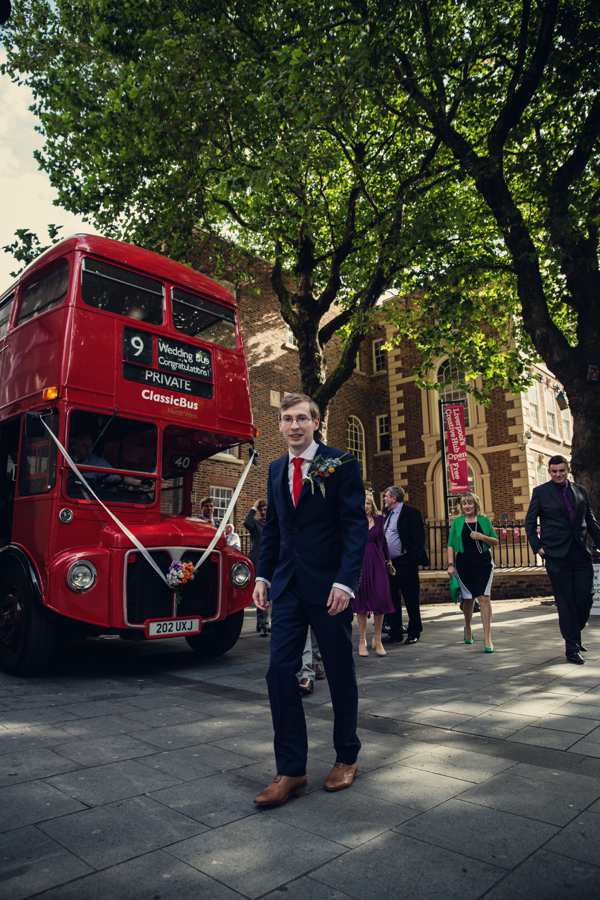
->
xmin=326 ymin=587 xmax=351 ymax=616
xmin=253 ymin=581 xmax=269 ymax=610
xmin=538 ymin=547 xmax=546 ymax=556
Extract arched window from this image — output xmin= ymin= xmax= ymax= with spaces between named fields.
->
xmin=346 ymin=416 xmax=366 ymax=478
xmin=438 ymin=359 xmax=470 ymax=427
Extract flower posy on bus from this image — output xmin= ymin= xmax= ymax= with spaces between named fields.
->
xmin=0 ymin=234 xmax=257 ymax=675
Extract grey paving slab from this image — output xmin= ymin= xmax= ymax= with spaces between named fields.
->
xmin=0 ymin=780 xmax=86 ymax=832
xmin=265 ymin=784 xmax=418 ymax=847
xmin=60 ymin=699 xmax=153 ymax=718
xmin=352 ymin=762 xmax=474 ymax=810
xmin=58 ymin=714 xmax=153 ymax=739
xmin=51 ymin=733 xmax=158 ymax=766
xmin=567 ymin=738 xmax=600 ymax=757
xmin=38 ymin=795 xmax=207 ymax=868
xmin=396 ymin=746 xmax=515 ymax=783
xmin=507 ymin=725 xmax=581 ymax=750
xmin=0 ymin=707 xmax=77 ymax=727
xmin=494 ymin=691 xmax=570 ymax=717
xmin=27 ymin=849 xmax=243 ymax=900
xmin=529 ymin=712 xmax=599 ymax=734
xmin=483 ymin=848 xmax=600 ymax=899
xmin=311 ymin=830 xmax=504 ymax=900
xmin=0 ymin=825 xmax=93 ymax=900
xmin=166 ymin=813 xmax=347 ymax=899
xmin=46 ymin=758 xmax=184 ymax=806
xmin=543 ymin=810 xmax=600 ymax=865
xmin=263 ymin=877 xmax=355 ymax=900
xmin=308 ymin=734 xmax=429 ymax=772
xmin=136 ymin=743 xmax=255 ymax=780
xmin=458 ymin=767 xmax=600 ymax=826
xmin=121 ymin=704 xmax=218 ymax=727
xmin=394 ymin=797 xmax=559 ymax=868
xmin=0 ymin=748 xmax=80 ymax=787
xmin=453 ymin=709 xmax=538 ymax=738
xmin=149 ymin=770 xmax=266 ymax=827
xmin=130 ymin=716 xmax=261 ymax=750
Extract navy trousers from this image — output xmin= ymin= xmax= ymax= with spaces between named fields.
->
xmin=386 ymin=556 xmax=423 ymax=638
xmin=266 ymin=575 xmax=360 ymax=776
xmin=545 ymin=541 xmax=594 ymax=654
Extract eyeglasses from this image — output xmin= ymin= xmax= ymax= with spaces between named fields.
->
xmin=281 ymin=415 xmax=313 ymax=425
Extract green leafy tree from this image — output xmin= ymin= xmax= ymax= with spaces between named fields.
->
xmin=2 ymin=225 xmax=62 ymax=278
xmin=1 ymin=0 xmax=458 ymax=427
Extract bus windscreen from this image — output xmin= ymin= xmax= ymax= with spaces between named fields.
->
xmin=81 ymin=258 xmax=164 ymax=324
xmin=172 ymin=287 xmax=236 ymax=349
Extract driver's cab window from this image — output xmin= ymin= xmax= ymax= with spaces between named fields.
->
xmin=66 ymin=410 xmax=158 ymax=504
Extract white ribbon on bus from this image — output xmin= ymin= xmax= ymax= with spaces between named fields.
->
xmin=40 ymin=419 xmax=257 ymax=589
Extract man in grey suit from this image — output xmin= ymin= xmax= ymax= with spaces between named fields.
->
xmin=525 ymin=455 xmax=600 ymax=664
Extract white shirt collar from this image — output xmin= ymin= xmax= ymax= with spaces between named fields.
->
xmin=288 ymin=440 xmax=319 ymax=463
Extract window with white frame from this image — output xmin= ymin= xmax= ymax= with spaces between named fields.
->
xmin=528 ymin=380 xmax=540 ymax=429
xmin=285 ymin=326 xmax=298 ymax=348
xmin=218 ymin=446 xmax=239 ymax=459
xmin=544 ymin=388 xmax=557 ymax=436
xmin=372 ymin=339 xmax=386 ymax=373
xmin=537 ymin=464 xmax=548 ymax=485
xmin=346 ymin=416 xmax=366 ymax=477
xmin=377 ymin=415 xmax=390 ymax=452
xmin=438 ymin=359 xmax=470 ymax=427
xmin=210 ymin=487 xmax=233 ymax=523
xmin=561 ymin=408 xmax=572 ymax=442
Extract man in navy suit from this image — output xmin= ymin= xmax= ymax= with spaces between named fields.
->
xmin=253 ymin=393 xmax=368 ymax=806
xmin=525 ymin=455 xmax=600 ymax=664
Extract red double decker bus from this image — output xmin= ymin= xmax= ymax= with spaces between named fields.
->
xmin=0 ymin=234 xmax=256 ymax=675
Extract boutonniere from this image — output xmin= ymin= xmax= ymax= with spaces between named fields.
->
xmin=302 ymin=452 xmax=354 ymax=499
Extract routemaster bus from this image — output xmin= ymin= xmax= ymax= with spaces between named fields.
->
xmin=0 ymin=234 xmax=256 ymax=675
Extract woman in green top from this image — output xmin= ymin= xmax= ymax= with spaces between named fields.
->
xmin=447 ymin=492 xmax=499 ymax=652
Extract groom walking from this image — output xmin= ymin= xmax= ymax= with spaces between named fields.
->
xmin=253 ymin=393 xmax=368 ymax=805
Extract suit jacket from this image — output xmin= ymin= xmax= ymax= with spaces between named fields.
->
xmin=386 ymin=503 xmax=427 ymax=566
xmin=525 ymin=480 xmax=600 ymax=558
xmin=256 ymin=443 xmax=368 ymax=604
xmin=243 ymin=508 xmax=264 ymax=566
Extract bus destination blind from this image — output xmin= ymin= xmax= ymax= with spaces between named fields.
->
xmin=123 ymin=328 xmax=213 ymax=399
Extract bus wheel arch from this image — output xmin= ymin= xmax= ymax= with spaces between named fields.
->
xmin=0 ymin=564 xmax=57 ymax=676
xmin=185 ymin=609 xmax=244 ymax=658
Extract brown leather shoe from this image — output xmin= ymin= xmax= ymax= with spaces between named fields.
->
xmin=299 ymin=677 xmax=314 ymax=695
xmin=313 ymin=663 xmax=326 ymax=680
xmin=253 ymin=775 xmax=308 ymax=806
xmin=324 ymin=762 xmax=357 ymax=792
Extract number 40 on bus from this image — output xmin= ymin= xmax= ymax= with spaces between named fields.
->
xmin=0 ymin=234 xmax=257 ymax=675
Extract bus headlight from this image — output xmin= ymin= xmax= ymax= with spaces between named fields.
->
xmin=66 ymin=561 xmax=98 ymax=592
xmin=230 ymin=561 xmax=251 ymax=588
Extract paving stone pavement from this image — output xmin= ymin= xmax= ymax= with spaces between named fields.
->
xmin=1 ymin=598 xmax=599 ymax=900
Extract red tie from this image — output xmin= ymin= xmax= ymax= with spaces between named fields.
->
xmin=292 ymin=457 xmax=304 ymax=506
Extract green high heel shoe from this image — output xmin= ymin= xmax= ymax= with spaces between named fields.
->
xmin=463 ymin=627 xmax=473 ymax=644
xmin=483 ymin=638 xmax=494 ymax=653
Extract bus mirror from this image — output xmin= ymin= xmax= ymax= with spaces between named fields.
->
xmin=24 ymin=412 xmax=46 ymax=438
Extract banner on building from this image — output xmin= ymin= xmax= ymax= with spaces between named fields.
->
xmin=445 ymin=404 xmax=469 ymax=493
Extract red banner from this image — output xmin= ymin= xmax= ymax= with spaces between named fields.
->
xmin=445 ymin=404 xmax=469 ymax=493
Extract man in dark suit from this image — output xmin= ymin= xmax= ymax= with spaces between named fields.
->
xmin=382 ymin=486 xmax=426 ymax=645
xmin=253 ymin=393 xmax=368 ymax=806
xmin=525 ymin=455 xmax=600 ymax=665
xmin=244 ymin=500 xmax=269 ymax=635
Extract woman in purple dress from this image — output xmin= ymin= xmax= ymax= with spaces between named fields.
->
xmin=354 ymin=491 xmax=395 ymax=656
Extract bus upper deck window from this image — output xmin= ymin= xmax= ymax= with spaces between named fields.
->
xmin=172 ymin=288 xmax=237 ymax=350
xmin=0 ymin=293 xmax=15 ymax=338
xmin=81 ymin=258 xmax=164 ymax=324
xmin=16 ymin=261 xmax=70 ymax=327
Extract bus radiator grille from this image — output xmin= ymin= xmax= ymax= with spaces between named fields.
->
xmin=126 ymin=551 xmax=219 ymax=624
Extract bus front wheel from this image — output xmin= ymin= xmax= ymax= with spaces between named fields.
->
xmin=185 ymin=609 xmax=244 ymax=658
xmin=0 ymin=566 xmax=57 ymax=676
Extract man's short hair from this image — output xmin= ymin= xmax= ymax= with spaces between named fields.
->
xmin=200 ymin=496 xmax=214 ymax=506
xmin=548 ymin=455 xmax=569 ymax=468
xmin=385 ymin=486 xmax=405 ymax=503
xmin=257 ymin=499 xmax=267 ymax=510
xmin=278 ymin=393 xmax=320 ymax=422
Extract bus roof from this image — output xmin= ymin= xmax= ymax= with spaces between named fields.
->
xmin=9 ymin=234 xmax=236 ymax=306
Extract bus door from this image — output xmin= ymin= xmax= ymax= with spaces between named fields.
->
xmin=0 ymin=418 xmax=20 ymax=546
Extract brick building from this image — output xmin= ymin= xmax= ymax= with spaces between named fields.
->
xmin=186 ymin=233 xmax=573 ymax=576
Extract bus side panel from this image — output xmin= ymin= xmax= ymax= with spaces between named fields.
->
xmin=0 ymin=311 xmax=66 ymax=409
xmin=65 ymin=311 xmax=117 ymax=405
xmin=10 ymin=496 xmax=56 ymax=597
xmin=216 ymin=352 xmax=253 ymax=428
